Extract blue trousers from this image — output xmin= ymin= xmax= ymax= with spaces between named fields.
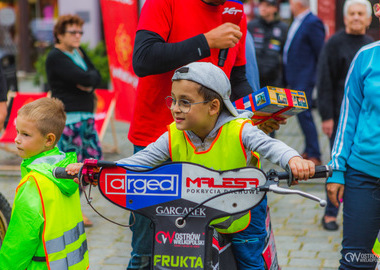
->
xmin=339 ymin=166 xmax=380 ymax=269
xmin=296 ymin=87 xmax=320 ymax=159
xmin=231 ymin=196 xmax=267 ymax=270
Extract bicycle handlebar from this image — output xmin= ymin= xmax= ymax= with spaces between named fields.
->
xmin=52 ymin=160 xmax=117 ymax=183
xmin=275 ymin=165 xmax=332 ymax=187
xmin=53 ymin=164 xmax=333 ymax=183
xmin=52 ymin=167 xmax=76 ymax=179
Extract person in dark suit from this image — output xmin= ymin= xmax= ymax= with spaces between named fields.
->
xmin=283 ymin=0 xmax=325 ymax=165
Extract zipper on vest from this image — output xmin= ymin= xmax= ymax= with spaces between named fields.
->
xmin=200 ymin=142 xmax=206 ymax=151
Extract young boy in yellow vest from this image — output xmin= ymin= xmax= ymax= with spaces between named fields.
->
xmin=66 ymin=62 xmax=315 ymax=269
xmin=0 ymin=98 xmax=89 ymax=269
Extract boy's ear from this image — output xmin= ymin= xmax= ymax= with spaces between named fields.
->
xmin=45 ymin=133 xmax=56 ymax=147
xmin=209 ymin=99 xmax=220 ymax=116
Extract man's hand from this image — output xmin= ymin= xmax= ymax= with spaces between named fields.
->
xmin=204 ymin=23 xmax=242 ymax=49
xmin=327 ymin=183 xmax=344 ymax=208
xmin=258 ymin=119 xmax=287 ymax=134
xmin=322 ymin=119 xmax=334 ymax=138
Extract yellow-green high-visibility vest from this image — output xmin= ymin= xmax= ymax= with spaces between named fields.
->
xmin=17 ymin=172 xmax=89 ymax=270
xmin=168 ymin=118 xmax=260 ymax=234
xmin=373 ymin=231 xmax=380 ymax=257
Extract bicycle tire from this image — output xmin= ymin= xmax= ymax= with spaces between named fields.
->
xmin=0 ymin=192 xmax=11 ymax=249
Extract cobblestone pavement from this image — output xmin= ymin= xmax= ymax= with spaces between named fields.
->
xmin=0 ymin=82 xmax=342 ymax=269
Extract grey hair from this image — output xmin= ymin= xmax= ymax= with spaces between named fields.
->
xmin=343 ymin=0 xmax=372 ymax=18
xmin=292 ymin=0 xmax=310 ymax=7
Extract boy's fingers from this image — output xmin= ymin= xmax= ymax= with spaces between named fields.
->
xmin=297 ymin=162 xmax=307 ymax=180
xmin=309 ymin=161 xmax=316 ymax=178
xmin=302 ymin=160 xmax=314 ymax=180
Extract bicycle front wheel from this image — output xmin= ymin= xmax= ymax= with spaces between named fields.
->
xmin=0 ymin=192 xmax=11 ymax=249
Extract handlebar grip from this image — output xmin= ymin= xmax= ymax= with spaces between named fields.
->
xmin=277 ymin=165 xmax=333 ymax=187
xmin=52 ymin=167 xmax=77 ymax=179
xmin=96 ymin=160 xmax=117 ymax=167
xmin=313 ymin=165 xmax=333 ymax=179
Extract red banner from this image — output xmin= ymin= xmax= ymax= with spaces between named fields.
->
xmin=100 ymin=0 xmax=139 ymax=122
xmin=94 ymin=89 xmax=116 ymax=140
xmin=318 ymin=0 xmax=336 ymax=39
xmin=0 ymin=93 xmax=48 ymax=144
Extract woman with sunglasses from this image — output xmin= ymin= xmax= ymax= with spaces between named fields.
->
xmin=46 ymin=14 xmax=102 ymax=227
xmin=326 ymin=3 xmax=380 ymax=269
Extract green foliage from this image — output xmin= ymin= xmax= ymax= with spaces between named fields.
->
xmin=33 ymin=48 xmax=50 ymax=86
xmin=33 ymin=41 xmax=110 ymax=87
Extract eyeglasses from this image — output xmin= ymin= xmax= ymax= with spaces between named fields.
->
xmin=65 ymin=30 xmax=84 ymax=35
xmin=165 ymin=96 xmax=209 ymax=114
xmin=374 ymin=3 xmax=380 ymax=14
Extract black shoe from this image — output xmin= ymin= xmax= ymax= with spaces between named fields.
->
xmin=321 ymin=216 xmax=339 ymax=231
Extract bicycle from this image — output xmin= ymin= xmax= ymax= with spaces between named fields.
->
xmin=54 ymin=159 xmax=331 ymax=270
xmin=0 ymin=192 xmax=11 ymax=249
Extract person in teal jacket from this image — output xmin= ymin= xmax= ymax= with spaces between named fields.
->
xmin=326 ymin=13 xmax=380 ymax=266
xmin=0 ymin=98 xmax=89 ymax=269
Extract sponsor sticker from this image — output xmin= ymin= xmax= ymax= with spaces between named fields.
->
xmin=186 ymin=177 xmax=259 ymax=189
xmin=105 ymin=173 xmax=127 ymax=194
xmin=156 ymin=231 xmax=205 ymax=247
xmin=126 ymin=173 xmax=179 ymax=196
xmin=154 ymin=255 xmax=204 ymax=268
xmin=156 ymin=206 xmax=206 ymax=217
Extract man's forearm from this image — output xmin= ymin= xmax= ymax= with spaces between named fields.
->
xmin=230 ymin=65 xmax=253 ymax=102
xmin=132 ymin=30 xmax=211 ymax=77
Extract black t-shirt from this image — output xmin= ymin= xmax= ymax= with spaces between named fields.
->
xmin=317 ymin=30 xmax=373 ymax=121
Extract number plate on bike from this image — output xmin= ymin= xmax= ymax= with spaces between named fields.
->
xmin=98 ymin=162 xmax=266 ymax=215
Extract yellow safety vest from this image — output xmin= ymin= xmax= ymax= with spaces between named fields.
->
xmin=17 ymin=172 xmax=89 ymax=269
xmin=168 ymin=118 xmax=260 ymax=234
xmin=373 ymin=231 xmax=380 ymax=257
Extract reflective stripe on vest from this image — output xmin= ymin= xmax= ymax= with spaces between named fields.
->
xmin=169 ymin=118 xmax=255 ymax=234
xmin=373 ymin=231 xmax=380 ymax=257
xmin=21 ymin=172 xmax=89 ymax=269
xmin=49 ymin=239 xmax=88 ymax=269
xmin=45 ymin=221 xmax=85 ymax=254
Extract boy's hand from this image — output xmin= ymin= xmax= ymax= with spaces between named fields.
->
xmin=288 ymin=156 xmax=315 ymax=184
xmin=66 ymin=163 xmax=84 ymax=184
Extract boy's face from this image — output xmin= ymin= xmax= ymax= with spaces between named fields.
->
xmin=170 ymin=80 xmax=218 ymax=138
xmin=15 ymin=116 xmax=52 ymax=159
